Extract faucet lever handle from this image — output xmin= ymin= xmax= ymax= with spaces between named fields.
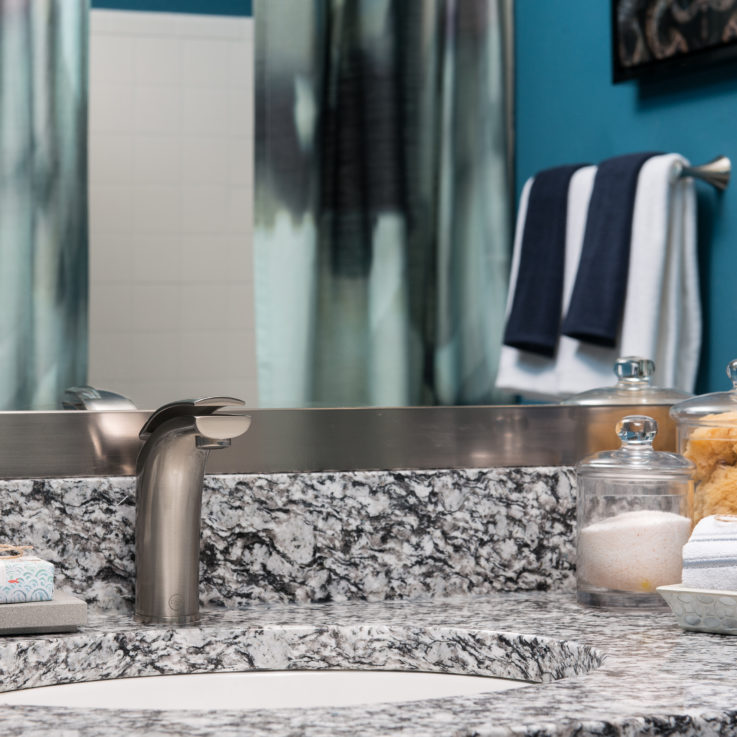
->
xmin=192 ymin=396 xmax=246 ymax=408
xmin=195 ymin=413 xmax=252 ymax=443
xmin=140 ymin=396 xmax=246 ymax=439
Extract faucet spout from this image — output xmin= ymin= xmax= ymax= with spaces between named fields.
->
xmin=134 ymin=398 xmax=251 ymax=624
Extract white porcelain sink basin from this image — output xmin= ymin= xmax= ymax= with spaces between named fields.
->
xmin=0 ymin=670 xmax=529 ymax=711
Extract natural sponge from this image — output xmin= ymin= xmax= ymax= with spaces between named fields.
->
xmin=694 ymin=464 xmax=737 ymax=521
xmin=683 ymin=410 xmax=737 ymax=482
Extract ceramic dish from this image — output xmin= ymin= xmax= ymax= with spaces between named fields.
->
xmin=657 ymin=583 xmax=737 ymax=634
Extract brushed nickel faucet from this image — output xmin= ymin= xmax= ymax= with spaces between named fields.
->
xmin=134 ymin=397 xmax=251 ymax=624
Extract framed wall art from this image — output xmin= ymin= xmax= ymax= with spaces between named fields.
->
xmin=612 ymin=0 xmax=737 ymax=82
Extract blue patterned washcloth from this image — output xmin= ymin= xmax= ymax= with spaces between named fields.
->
xmin=0 ymin=556 xmax=54 ymax=604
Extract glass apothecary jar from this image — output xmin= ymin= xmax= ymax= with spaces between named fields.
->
xmin=670 ymin=359 xmax=737 ymax=523
xmin=576 ymin=415 xmax=694 ymax=609
xmin=563 ymin=356 xmax=692 ymax=405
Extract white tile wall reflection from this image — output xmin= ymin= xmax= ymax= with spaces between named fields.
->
xmin=88 ymin=10 xmax=257 ymax=410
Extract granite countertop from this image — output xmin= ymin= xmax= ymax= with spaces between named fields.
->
xmin=1 ymin=591 xmax=735 ymax=737
xmin=0 ymin=468 xmax=726 ymax=735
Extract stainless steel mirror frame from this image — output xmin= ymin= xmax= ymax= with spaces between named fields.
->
xmin=0 ymin=404 xmax=676 ymax=479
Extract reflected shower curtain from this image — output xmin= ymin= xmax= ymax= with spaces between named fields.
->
xmin=255 ymin=0 xmax=511 ymax=407
xmin=0 ymin=0 xmax=88 ymax=409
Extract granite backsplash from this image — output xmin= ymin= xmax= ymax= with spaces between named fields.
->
xmin=0 ymin=467 xmax=576 ymax=611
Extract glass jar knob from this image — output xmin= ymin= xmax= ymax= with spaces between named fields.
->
xmin=616 ymin=415 xmax=658 ymax=447
xmin=727 ymin=359 xmax=737 ymax=390
xmin=615 ymin=356 xmax=655 ymax=385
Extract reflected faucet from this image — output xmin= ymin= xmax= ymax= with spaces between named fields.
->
xmin=62 ymin=385 xmax=136 ymax=410
xmin=135 ymin=397 xmax=251 ymax=624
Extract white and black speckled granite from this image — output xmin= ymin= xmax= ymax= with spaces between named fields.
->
xmin=6 ymin=464 xmax=728 ymax=736
xmin=0 ymin=592 xmax=735 ymax=737
xmin=0 ymin=468 xmax=577 ymax=611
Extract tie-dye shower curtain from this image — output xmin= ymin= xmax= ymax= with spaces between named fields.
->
xmin=255 ymin=0 xmax=512 ymax=407
xmin=0 ymin=0 xmax=88 ymax=409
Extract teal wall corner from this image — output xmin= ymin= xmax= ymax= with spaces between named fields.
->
xmin=515 ymin=0 xmax=737 ymax=394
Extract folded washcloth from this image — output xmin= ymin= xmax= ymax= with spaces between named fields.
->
xmin=502 ymin=164 xmax=588 ymax=357
xmin=682 ymin=515 xmax=737 ymax=590
xmin=561 ymin=151 xmax=661 ymax=347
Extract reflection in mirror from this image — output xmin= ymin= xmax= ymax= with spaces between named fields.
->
xmin=1 ymin=0 xmax=514 ymax=411
xmin=254 ymin=0 xmax=515 ymax=407
xmin=86 ymin=4 xmax=256 ymax=411
xmin=1 ymin=1 xmax=256 ymax=411
xmin=0 ymin=1 xmax=88 ymax=410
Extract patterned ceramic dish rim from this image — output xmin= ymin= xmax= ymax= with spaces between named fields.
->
xmin=657 ymin=583 xmax=737 ymax=634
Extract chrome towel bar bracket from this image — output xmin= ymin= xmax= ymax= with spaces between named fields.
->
xmin=677 ymin=155 xmax=731 ymax=190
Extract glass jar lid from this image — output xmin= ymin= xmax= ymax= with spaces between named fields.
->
xmin=577 ymin=415 xmax=694 ymax=478
xmin=670 ymin=359 xmax=737 ymax=425
xmin=563 ymin=357 xmax=692 ymax=405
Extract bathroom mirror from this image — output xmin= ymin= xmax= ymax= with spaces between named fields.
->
xmin=6 ymin=0 xmax=516 ymax=411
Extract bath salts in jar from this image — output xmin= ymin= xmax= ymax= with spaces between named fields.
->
xmin=576 ymin=415 xmax=694 ymax=609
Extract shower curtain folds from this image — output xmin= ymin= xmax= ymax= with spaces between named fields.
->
xmin=255 ymin=0 xmax=511 ymax=407
xmin=0 ymin=0 xmax=88 ymax=410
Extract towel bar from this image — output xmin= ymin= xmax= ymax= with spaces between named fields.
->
xmin=677 ymin=155 xmax=730 ymax=190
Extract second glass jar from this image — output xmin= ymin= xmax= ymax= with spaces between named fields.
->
xmin=576 ymin=415 xmax=694 ymax=609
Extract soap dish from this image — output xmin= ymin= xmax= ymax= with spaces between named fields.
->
xmin=0 ymin=591 xmax=87 ymax=636
xmin=657 ymin=583 xmax=737 ymax=635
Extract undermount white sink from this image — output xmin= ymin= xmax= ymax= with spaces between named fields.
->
xmin=0 ymin=670 xmax=529 ymax=711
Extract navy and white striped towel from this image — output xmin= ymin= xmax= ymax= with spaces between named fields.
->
xmin=682 ymin=515 xmax=737 ymax=591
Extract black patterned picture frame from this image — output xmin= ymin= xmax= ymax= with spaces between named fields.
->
xmin=612 ymin=0 xmax=737 ymax=82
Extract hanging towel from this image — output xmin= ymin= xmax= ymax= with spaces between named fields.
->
xmin=557 ymin=154 xmax=700 ymax=395
xmin=673 ymin=170 xmax=701 ymax=389
xmin=619 ymin=153 xmax=700 ymax=391
xmin=561 ymin=151 xmax=661 ymax=347
xmin=496 ymin=153 xmax=700 ymax=398
xmin=502 ymin=164 xmax=588 ymax=357
xmin=496 ymin=165 xmax=599 ymax=399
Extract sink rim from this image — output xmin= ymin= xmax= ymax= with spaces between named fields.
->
xmin=0 ymin=668 xmax=535 ymax=711
xmin=0 ymin=621 xmax=603 ymax=710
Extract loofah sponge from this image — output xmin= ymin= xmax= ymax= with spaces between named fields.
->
xmin=683 ymin=411 xmax=737 ymax=482
xmin=683 ymin=411 xmax=737 ymax=521
xmin=693 ymin=464 xmax=737 ymax=520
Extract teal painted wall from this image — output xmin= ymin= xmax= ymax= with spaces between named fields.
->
xmin=91 ymin=1 xmax=251 ymax=16
xmin=515 ymin=0 xmax=737 ymax=394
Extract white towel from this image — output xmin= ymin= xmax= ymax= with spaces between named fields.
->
xmin=619 ymin=153 xmax=700 ymax=392
xmin=495 ymin=154 xmax=700 ymax=398
xmin=682 ymin=515 xmax=737 ymax=591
